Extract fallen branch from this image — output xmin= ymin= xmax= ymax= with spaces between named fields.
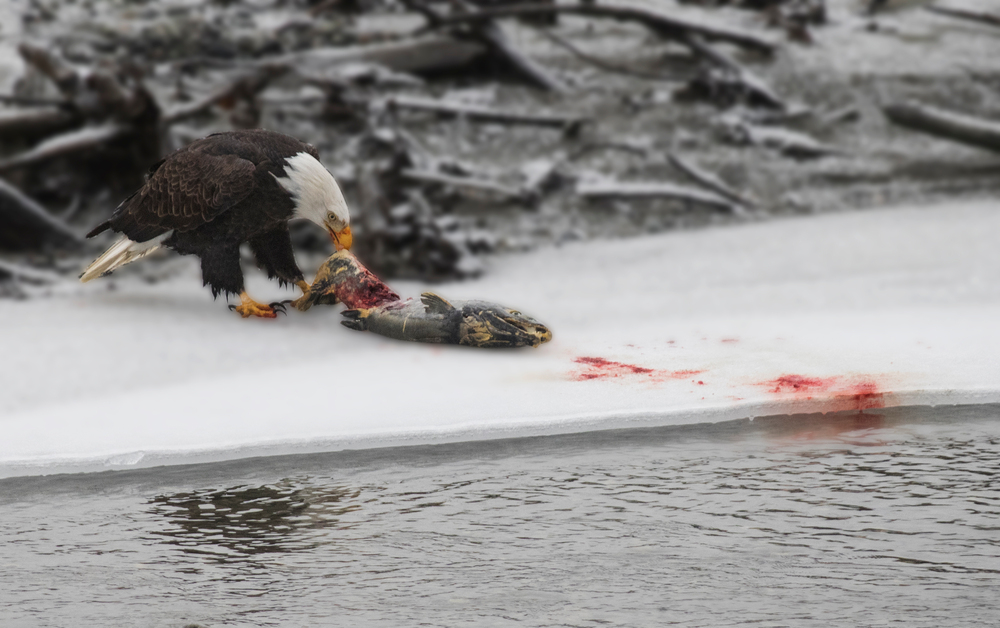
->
xmin=426 ymin=2 xmax=778 ymax=55
xmin=0 ymin=178 xmax=83 ymax=247
xmin=0 ymin=124 xmax=129 ymax=173
xmin=401 ymin=168 xmax=529 ymax=201
xmin=682 ymin=34 xmax=786 ymax=110
xmin=0 ymin=258 xmax=64 ymax=284
xmin=725 ymin=119 xmax=842 ymax=159
xmin=926 ymin=6 xmax=1000 ymax=29
xmin=0 ymin=107 xmax=78 ymax=139
xmin=534 ymin=28 xmax=692 ymax=82
xmin=667 ymin=151 xmax=756 ymax=209
xmin=18 ymin=43 xmax=80 ymax=98
xmin=577 ymin=180 xmax=737 ymax=212
xmin=883 ymin=101 xmax=1000 ymax=153
xmin=269 ymin=35 xmax=486 ymax=76
xmin=162 ymin=65 xmax=289 ymax=125
xmin=386 ymin=94 xmax=584 ymax=127
xmin=409 ymin=0 xmax=568 ymax=92
xmin=471 ymin=16 xmax=568 ymax=92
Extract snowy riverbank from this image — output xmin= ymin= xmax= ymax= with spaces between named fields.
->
xmin=2 ymin=198 xmax=999 ymax=476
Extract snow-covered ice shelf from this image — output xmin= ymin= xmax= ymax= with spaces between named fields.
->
xmin=2 ymin=200 xmax=999 ymax=476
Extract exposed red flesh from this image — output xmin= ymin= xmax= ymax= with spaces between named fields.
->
xmin=332 ymin=256 xmax=400 ymax=309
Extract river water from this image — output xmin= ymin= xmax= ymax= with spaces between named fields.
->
xmin=2 ymin=405 xmax=998 ymax=627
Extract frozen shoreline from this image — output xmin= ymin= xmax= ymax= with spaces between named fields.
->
xmin=2 ymin=199 xmax=999 ymax=476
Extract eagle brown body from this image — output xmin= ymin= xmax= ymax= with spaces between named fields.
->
xmin=82 ymin=129 xmax=353 ymax=317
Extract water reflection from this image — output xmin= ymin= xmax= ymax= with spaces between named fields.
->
xmin=1 ymin=408 xmax=999 ymax=627
xmin=149 ymin=479 xmax=359 ymax=559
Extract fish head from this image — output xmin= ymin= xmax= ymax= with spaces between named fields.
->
xmin=460 ymin=302 xmax=552 ymax=348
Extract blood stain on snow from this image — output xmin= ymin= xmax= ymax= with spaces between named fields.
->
xmin=572 ymin=357 xmax=704 ymax=382
xmin=720 ymin=338 xmax=739 ymax=343
xmin=758 ymin=374 xmax=892 ymax=413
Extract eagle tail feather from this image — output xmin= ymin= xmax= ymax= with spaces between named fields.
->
xmin=79 ymin=233 xmax=171 ymax=282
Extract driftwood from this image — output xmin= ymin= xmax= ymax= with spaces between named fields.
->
xmin=725 ymin=119 xmax=842 ymax=159
xmin=682 ymin=34 xmax=786 ymax=110
xmin=427 ymin=3 xmax=778 ymax=55
xmin=17 ymin=44 xmax=79 ymax=99
xmin=406 ymin=0 xmax=567 ymax=92
xmin=0 ymin=107 xmax=77 ymax=140
xmin=667 ymin=151 xmax=756 ymax=209
xmin=269 ymin=36 xmax=486 ymax=76
xmin=0 ymin=124 xmax=129 ymax=173
xmin=534 ymin=29 xmax=693 ymax=82
xmin=883 ymin=101 xmax=1000 ymax=153
xmin=925 ymin=6 xmax=1000 ymax=29
xmin=163 ymin=65 xmax=289 ymax=126
xmin=386 ymin=94 xmax=584 ymax=127
xmin=0 ymin=178 xmax=83 ymax=248
xmin=0 ymin=258 xmax=63 ymax=284
xmin=1 ymin=45 xmax=161 ymax=178
xmin=577 ymin=180 xmax=738 ymax=212
xmin=401 ymin=168 xmax=529 ymax=201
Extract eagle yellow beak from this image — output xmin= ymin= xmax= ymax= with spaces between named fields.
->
xmin=329 ymin=224 xmax=353 ymax=251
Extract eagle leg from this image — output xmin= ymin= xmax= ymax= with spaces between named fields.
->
xmin=229 ymin=291 xmax=279 ymax=319
xmin=249 ymin=227 xmax=305 ymax=289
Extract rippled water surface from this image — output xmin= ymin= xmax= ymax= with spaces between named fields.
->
xmin=2 ymin=406 xmax=1000 ymax=627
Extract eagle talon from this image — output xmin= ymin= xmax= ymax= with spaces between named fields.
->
xmin=231 ymin=292 xmax=279 ymax=319
xmin=268 ymin=301 xmax=288 ymax=315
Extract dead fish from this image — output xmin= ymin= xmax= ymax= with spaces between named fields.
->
xmin=341 ymin=292 xmax=553 ymax=348
xmin=299 ymin=250 xmax=551 ymax=348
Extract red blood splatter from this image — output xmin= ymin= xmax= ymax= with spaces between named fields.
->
xmin=673 ymin=370 xmax=703 ymax=377
xmin=757 ymin=374 xmax=890 ymax=413
xmin=697 ymin=380 xmax=705 ymax=385
xmin=766 ymin=375 xmax=838 ymax=394
xmin=572 ymin=357 xmax=703 ymax=382
xmin=721 ymin=338 xmax=739 ymax=343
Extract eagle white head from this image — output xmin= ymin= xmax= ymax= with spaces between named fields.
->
xmin=273 ymin=152 xmax=353 ymax=250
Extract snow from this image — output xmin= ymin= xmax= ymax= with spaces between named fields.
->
xmin=2 ymin=199 xmax=999 ymax=476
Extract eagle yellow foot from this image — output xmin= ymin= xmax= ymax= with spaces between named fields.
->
xmin=229 ymin=292 xmax=284 ymax=319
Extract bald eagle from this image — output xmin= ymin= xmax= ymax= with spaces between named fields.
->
xmin=80 ymin=129 xmax=352 ymax=318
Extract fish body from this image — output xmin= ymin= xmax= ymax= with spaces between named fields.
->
xmin=300 ymin=251 xmax=552 ymax=348
xmin=342 ymin=293 xmax=552 ymax=348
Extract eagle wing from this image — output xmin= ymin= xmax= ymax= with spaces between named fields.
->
xmin=96 ymin=150 xmax=259 ymax=242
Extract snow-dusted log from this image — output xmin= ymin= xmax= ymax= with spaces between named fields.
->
xmin=386 ymin=94 xmax=584 ymax=127
xmin=470 ymin=17 xmax=568 ymax=92
xmin=534 ymin=29 xmax=692 ymax=82
xmin=926 ymin=6 xmax=1000 ymax=29
xmin=0 ymin=107 xmax=77 ymax=139
xmin=162 ymin=65 xmax=289 ymax=125
xmin=883 ymin=101 xmax=1000 ymax=153
xmin=403 ymin=0 xmax=567 ymax=92
xmin=0 ymin=258 xmax=63 ymax=284
xmin=0 ymin=124 xmax=129 ymax=173
xmin=269 ymin=36 xmax=486 ymax=76
xmin=402 ymin=168 xmax=529 ymax=201
xmin=428 ymin=3 xmax=778 ymax=55
xmin=17 ymin=43 xmax=79 ymax=98
xmin=667 ymin=152 xmax=755 ymax=209
xmin=0 ymin=178 xmax=83 ymax=248
xmin=577 ymin=180 xmax=737 ymax=212
xmin=682 ymin=34 xmax=785 ymax=110
xmin=724 ymin=120 xmax=842 ymax=159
